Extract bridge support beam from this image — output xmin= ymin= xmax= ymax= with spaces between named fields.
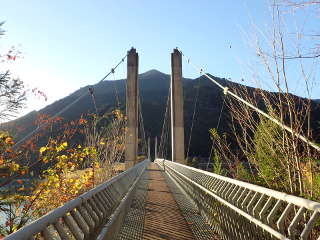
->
xmin=125 ymin=48 xmax=139 ymax=169
xmin=171 ymin=49 xmax=185 ymax=164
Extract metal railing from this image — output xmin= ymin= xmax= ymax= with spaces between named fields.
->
xmin=155 ymin=159 xmax=320 ymax=240
xmin=6 ymin=159 xmax=150 ymax=240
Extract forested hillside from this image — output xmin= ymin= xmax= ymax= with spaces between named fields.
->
xmin=2 ymin=69 xmax=320 ymax=158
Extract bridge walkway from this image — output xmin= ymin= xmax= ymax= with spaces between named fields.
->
xmin=116 ymin=163 xmax=218 ymax=240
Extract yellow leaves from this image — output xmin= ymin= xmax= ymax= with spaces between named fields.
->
xmin=73 ymin=190 xmax=79 ymax=195
xmin=112 ymin=109 xmax=125 ymax=120
xmin=83 ymin=147 xmax=90 ymax=155
xmin=48 ymin=175 xmax=59 ymax=183
xmin=10 ymin=162 xmax=20 ymax=172
xmin=42 ymin=156 xmax=49 ymax=163
xmin=68 ymin=178 xmax=74 ymax=183
xmin=57 ymin=154 xmax=67 ymax=161
xmin=0 ymin=132 xmax=7 ymax=139
xmin=82 ymin=146 xmax=97 ymax=157
xmin=56 ymin=142 xmax=68 ymax=152
xmin=39 ymin=147 xmax=48 ymax=154
xmin=30 ymin=138 xmax=106 ymax=216
xmin=94 ymin=162 xmax=100 ymax=169
xmin=31 ymin=166 xmax=95 ymax=215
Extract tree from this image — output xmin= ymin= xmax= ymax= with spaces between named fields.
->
xmin=279 ymin=1 xmax=320 ymax=59
xmin=0 ymin=22 xmax=26 ymax=121
xmin=208 ymin=0 xmax=320 ymax=199
xmin=251 ymin=120 xmax=289 ymax=190
xmin=0 ymin=22 xmax=28 ymax=237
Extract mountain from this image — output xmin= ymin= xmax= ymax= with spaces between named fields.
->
xmin=1 ymin=70 xmax=320 ymax=158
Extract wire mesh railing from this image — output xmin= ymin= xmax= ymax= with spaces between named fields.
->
xmin=5 ymin=159 xmax=149 ymax=240
xmin=155 ymin=158 xmax=320 ymax=240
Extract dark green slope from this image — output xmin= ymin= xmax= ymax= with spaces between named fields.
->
xmin=2 ymin=70 xmax=320 ymax=159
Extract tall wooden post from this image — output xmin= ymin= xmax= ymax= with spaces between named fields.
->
xmin=171 ymin=49 xmax=185 ymax=164
xmin=125 ymin=48 xmax=138 ymax=169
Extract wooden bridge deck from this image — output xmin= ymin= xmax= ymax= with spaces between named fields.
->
xmin=117 ymin=163 xmax=217 ymax=240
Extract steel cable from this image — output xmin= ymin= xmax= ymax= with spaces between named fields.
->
xmin=178 ymin=48 xmax=320 ymax=152
xmin=14 ymin=53 xmax=128 ymax=149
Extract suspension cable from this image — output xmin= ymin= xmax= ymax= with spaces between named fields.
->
xmin=139 ymin=93 xmax=147 ymax=154
xmin=88 ymin=88 xmax=98 ymax=114
xmin=159 ymin=105 xmax=168 ymax=157
xmin=1 ymin=53 xmax=128 ymax=189
xmin=163 ymin=109 xmax=171 ymax=159
xmin=112 ymin=71 xmax=120 ymax=108
xmin=186 ymin=74 xmax=201 ymax=158
xmin=159 ymin=88 xmax=171 ymax=158
xmin=206 ymin=94 xmax=227 ymax=170
xmin=177 ymin=48 xmax=320 ymax=152
xmin=14 ymin=53 xmax=128 ymax=149
xmin=138 ymin=97 xmax=147 ymax=155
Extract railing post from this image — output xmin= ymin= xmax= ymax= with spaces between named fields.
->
xmin=171 ymin=49 xmax=185 ymax=164
xmin=125 ymin=48 xmax=139 ymax=169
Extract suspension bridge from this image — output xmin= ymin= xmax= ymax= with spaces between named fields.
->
xmin=5 ymin=48 xmax=320 ymax=240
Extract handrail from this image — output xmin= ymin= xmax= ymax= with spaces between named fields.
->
xmin=5 ymin=159 xmax=150 ymax=240
xmin=155 ymin=158 xmax=320 ymax=240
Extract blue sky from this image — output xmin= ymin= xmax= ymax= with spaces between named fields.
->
xmin=1 ymin=0 xmax=319 ymax=118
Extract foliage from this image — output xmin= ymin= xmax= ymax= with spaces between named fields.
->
xmin=187 ymin=156 xmax=199 ymax=168
xmin=0 ymin=132 xmax=25 ymax=181
xmin=212 ymin=149 xmax=224 ymax=175
xmin=0 ymin=22 xmax=26 ymax=121
xmin=235 ymin=162 xmax=254 ymax=183
xmin=30 ymin=140 xmax=97 ymax=217
xmin=207 ymin=0 xmax=320 ymax=202
xmin=0 ymin=108 xmax=127 ymax=236
xmin=209 ymin=128 xmax=238 ymax=177
xmin=0 ymin=194 xmax=30 ymax=236
xmin=251 ymin=120 xmax=290 ymax=190
xmin=83 ymin=109 xmax=127 ymax=175
xmin=29 ymin=109 xmax=126 ymax=217
xmin=0 ymin=132 xmax=33 ymax=236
